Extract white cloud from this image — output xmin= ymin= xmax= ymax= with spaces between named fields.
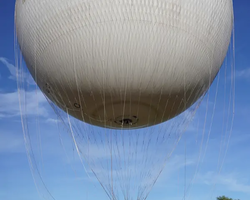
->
xmin=0 ymin=90 xmax=48 ymax=118
xmin=46 ymin=118 xmax=61 ymax=124
xmin=218 ymin=174 xmax=250 ymax=194
xmin=0 ymin=57 xmax=16 ymax=79
xmin=0 ymin=57 xmax=35 ymax=85
xmin=196 ymin=171 xmax=250 ymax=194
xmin=235 ymin=68 xmax=250 ymax=79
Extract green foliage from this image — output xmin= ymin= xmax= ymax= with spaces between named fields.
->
xmin=217 ymin=196 xmax=239 ymax=200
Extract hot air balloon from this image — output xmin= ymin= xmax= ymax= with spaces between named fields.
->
xmin=15 ymin=0 xmax=233 ymax=129
xmin=15 ymin=0 xmax=234 ymax=199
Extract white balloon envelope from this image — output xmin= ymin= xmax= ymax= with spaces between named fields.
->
xmin=15 ymin=0 xmax=233 ymax=128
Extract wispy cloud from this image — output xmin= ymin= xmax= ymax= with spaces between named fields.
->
xmin=0 ymin=90 xmax=48 ymax=118
xmin=0 ymin=57 xmax=16 ymax=79
xmin=235 ymin=68 xmax=250 ymax=79
xmin=218 ymin=174 xmax=250 ymax=194
xmin=46 ymin=118 xmax=61 ymax=124
xmin=0 ymin=57 xmax=35 ymax=85
xmin=197 ymin=171 xmax=250 ymax=194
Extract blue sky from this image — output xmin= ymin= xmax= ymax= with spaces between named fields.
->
xmin=1 ymin=1 xmax=250 ymax=200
